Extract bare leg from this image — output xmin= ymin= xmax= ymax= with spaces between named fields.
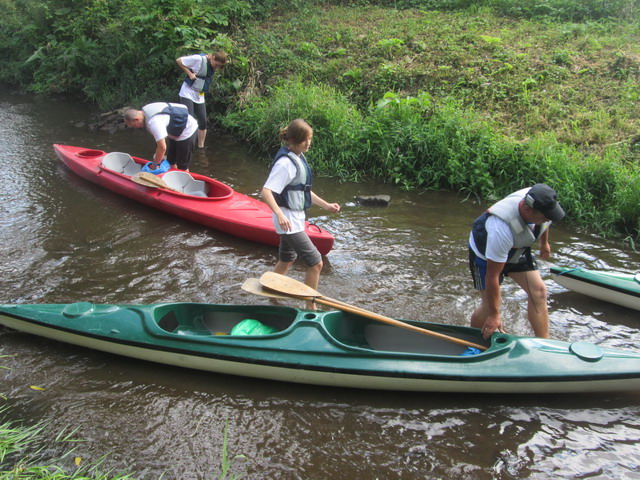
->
xmin=274 ymin=260 xmax=292 ymax=276
xmin=197 ymin=129 xmax=207 ymax=149
xmin=303 ymin=261 xmax=323 ymax=310
xmin=509 ymin=270 xmax=549 ymax=338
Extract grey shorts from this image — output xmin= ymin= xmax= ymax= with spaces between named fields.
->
xmin=279 ymin=231 xmax=322 ymax=267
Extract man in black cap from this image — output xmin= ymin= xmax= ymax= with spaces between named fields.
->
xmin=468 ymin=184 xmax=565 ymax=339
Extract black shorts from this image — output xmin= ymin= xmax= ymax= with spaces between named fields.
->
xmin=469 ymin=247 xmax=538 ymax=290
xmin=166 ymin=131 xmax=197 ymax=170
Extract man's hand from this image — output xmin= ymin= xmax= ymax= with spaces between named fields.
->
xmin=482 ymin=313 xmax=502 ymax=339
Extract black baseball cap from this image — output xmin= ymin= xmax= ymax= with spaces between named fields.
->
xmin=524 ymin=184 xmax=565 ymax=222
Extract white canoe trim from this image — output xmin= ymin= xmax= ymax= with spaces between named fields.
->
xmin=552 ymin=273 xmax=640 ymax=311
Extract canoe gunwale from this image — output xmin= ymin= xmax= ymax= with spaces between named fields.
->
xmin=550 ymin=267 xmax=640 ymax=299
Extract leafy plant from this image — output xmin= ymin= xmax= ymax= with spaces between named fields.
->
xmin=218 ymin=419 xmax=247 ymax=480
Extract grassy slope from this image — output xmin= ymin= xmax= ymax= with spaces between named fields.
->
xmin=235 ymin=4 xmax=640 ymax=158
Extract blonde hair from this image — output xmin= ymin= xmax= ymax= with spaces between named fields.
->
xmin=279 ymin=119 xmax=312 ymax=145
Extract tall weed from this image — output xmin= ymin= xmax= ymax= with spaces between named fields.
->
xmin=223 ymin=77 xmax=364 ymax=176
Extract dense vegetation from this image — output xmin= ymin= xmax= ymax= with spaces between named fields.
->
xmin=1 ymin=0 xmax=639 ymax=241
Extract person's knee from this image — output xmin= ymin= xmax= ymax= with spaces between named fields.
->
xmin=529 ymin=281 xmax=547 ymax=301
xmin=309 ymin=259 xmax=323 ymax=273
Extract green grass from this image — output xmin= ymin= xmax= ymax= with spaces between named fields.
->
xmin=0 ymin=410 xmax=249 ymax=479
xmin=235 ymin=5 xmax=640 ymax=158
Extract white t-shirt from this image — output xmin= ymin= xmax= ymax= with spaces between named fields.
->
xmin=178 ymin=54 xmax=207 ymax=104
xmin=469 ymin=215 xmax=535 ymax=263
xmin=145 ymin=103 xmax=198 ymax=141
xmin=263 ymin=154 xmax=307 ymax=234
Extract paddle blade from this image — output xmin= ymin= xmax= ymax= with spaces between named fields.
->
xmin=132 ymin=172 xmax=174 ymax=190
xmin=259 ymin=272 xmax=321 ymax=298
xmin=241 ymin=278 xmax=292 ymax=300
xmin=131 ymin=173 xmax=161 ymax=188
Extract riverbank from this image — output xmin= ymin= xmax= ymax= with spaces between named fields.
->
xmin=1 ymin=0 xmax=639 ymax=240
xmin=1 ymin=85 xmax=640 ymax=480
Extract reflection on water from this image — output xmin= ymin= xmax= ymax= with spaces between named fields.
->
xmin=1 ymin=86 xmax=640 ymax=479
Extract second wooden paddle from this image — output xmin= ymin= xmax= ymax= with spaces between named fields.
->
xmin=131 ymin=172 xmax=177 ymax=191
xmin=258 ymin=272 xmax=487 ymax=351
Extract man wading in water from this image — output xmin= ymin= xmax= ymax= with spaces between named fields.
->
xmin=468 ymin=184 xmax=565 ymax=339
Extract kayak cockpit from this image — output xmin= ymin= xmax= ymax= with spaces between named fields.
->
xmin=99 ymin=152 xmax=233 ymax=199
xmin=153 ymin=303 xmax=298 ymax=337
xmin=321 ymin=311 xmax=491 ymax=355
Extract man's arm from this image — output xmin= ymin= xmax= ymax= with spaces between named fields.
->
xmin=153 ymin=138 xmax=167 ymax=164
xmin=538 ymin=228 xmax=551 ymax=260
xmin=482 ymin=259 xmax=505 ymax=339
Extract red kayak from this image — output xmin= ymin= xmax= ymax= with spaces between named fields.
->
xmin=53 ymin=144 xmax=335 ymax=254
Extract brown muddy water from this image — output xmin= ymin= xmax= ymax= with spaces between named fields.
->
xmin=1 ymin=86 xmax=639 ymax=479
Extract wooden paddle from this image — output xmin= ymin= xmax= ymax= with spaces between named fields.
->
xmin=242 ymin=278 xmax=296 ymax=300
xmin=243 ymin=277 xmax=379 ymax=313
xmin=131 ymin=172 xmax=177 ymax=191
xmin=258 ymin=272 xmax=488 ymax=351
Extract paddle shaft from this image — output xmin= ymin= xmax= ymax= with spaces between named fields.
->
xmin=316 ymin=296 xmax=486 ymax=350
xmin=262 ymin=285 xmax=488 ymax=351
xmin=257 ymin=272 xmax=488 ymax=351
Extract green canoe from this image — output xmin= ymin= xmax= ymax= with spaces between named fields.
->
xmin=550 ymin=266 xmax=640 ymax=311
xmin=2 ymin=302 xmax=640 ymax=394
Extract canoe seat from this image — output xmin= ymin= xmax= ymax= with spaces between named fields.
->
xmin=101 ymin=152 xmax=141 ymax=177
xmin=162 ymin=171 xmax=209 ymax=197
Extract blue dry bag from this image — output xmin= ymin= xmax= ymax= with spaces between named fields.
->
xmin=142 ymin=159 xmax=170 ymax=175
xmin=460 ymin=347 xmax=482 ymax=356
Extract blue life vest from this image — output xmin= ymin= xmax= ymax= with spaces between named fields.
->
xmin=269 ymin=146 xmax=313 ymax=211
xmin=142 ymin=103 xmax=189 ymax=138
xmin=184 ymin=54 xmax=215 ymax=93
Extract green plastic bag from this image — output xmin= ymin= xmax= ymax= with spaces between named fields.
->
xmin=230 ymin=319 xmax=278 ymax=336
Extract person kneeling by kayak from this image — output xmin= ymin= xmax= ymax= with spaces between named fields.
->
xmin=124 ymin=102 xmax=198 ymax=171
xmin=261 ymin=119 xmax=340 ymax=310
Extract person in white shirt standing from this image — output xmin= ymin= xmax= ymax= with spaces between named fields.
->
xmin=261 ymin=119 xmax=340 ymax=310
xmin=176 ymin=51 xmax=228 ymax=149
xmin=468 ymin=184 xmax=565 ymax=339
xmin=123 ymin=102 xmax=198 ymax=171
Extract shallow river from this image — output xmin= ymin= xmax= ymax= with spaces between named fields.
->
xmin=1 ymin=86 xmax=639 ymax=479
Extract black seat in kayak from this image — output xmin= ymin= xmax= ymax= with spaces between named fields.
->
xmin=101 ymin=152 xmax=141 ymax=177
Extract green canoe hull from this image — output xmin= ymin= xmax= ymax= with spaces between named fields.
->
xmin=2 ymin=302 xmax=640 ymax=393
xmin=550 ymin=266 xmax=640 ymax=311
